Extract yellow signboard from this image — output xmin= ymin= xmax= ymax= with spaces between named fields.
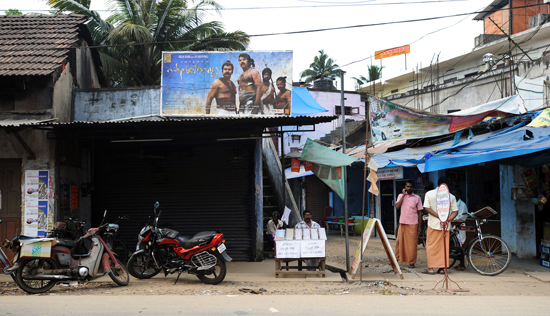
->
xmin=375 ymin=45 xmax=410 ymax=60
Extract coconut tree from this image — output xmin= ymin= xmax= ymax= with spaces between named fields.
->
xmin=352 ymin=65 xmax=384 ymax=89
xmin=47 ymin=0 xmax=249 ymax=87
xmin=299 ymin=49 xmax=341 ymax=87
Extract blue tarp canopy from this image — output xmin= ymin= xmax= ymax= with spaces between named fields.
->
xmin=372 ymin=117 xmax=550 ymax=173
xmin=291 ymin=87 xmax=328 ymax=116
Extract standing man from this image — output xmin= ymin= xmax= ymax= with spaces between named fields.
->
xmin=275 ymin=77 xmax=291 ymax=115
xmin=205 ymin=60 xmax=237 ymax=115
xmin=237 ymin=53 xmax=262 ymax=114
xmin=394 ymin=180 xmax=423 ymax=269
xmin=259 ymin=68 xmax=275 ymax=114
xmin=295 ymin=209 xmax=321 ymax=270
xmin=422 ymin=177 xmax=459 ymax=275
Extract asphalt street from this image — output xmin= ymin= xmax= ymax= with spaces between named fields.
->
xmin=1 ymin=295 xmax=548 ymax=316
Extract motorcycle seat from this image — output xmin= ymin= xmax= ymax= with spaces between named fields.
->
xmin=176 ymin=231 xmax=217 ymax=249
xmin=55 ymin=239 xmax=77 ymax=248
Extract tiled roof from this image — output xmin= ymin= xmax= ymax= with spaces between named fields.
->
xmin=0 ymin=14 xmax=87 ymax=76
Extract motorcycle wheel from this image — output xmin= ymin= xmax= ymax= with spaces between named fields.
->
xmin=127 ymin=252 xmax=161 ymax=279
xmin=15 ymin=258 xmax=59 ymax=294
xmin=108 ymin=257 xmax=129 ymax=286
xmin=197 ymin=252 xmax=226 ymax=285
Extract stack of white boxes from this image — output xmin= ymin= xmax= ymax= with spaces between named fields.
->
xmin=275 ymin=228 xmax=327 ymax=259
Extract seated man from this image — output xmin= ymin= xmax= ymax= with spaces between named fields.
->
xmin=266 ymin=211 xmax=283 ymax=249
xmin=295 ymin=209 xmax=321 ymax=270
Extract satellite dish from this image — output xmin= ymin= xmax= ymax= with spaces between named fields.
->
xmin=436 ymin=183 xmax=451 ymax=223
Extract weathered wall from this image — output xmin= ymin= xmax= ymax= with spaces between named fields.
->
xmin=74 ymin=87 xmax=161 ymax=121
xmin=52 ymin=62 xmax=75 ymax=122
xmin=75 ymin=41 xmax=100 ymax=90
xmin=0 ymin=129 xmax=56 ymax=234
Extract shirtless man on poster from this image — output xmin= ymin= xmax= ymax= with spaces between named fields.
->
xmin=237 ymin=53 xmax=262 ymax=114
xmin=275 ymin=76 xmax=291 ymax=115
xmin=205 ymin=60 xmax=237 ymax=115
xmin=259 ymin=68 xmax=275 ymax=114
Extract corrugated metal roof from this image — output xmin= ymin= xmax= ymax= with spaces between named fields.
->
xmin=0 ymin=119 xmax=57 ymax=127
xmin=0 ymin=14 xmax=87 ymax=76
xmin=0 ymin=116 xmax=336 ymax=128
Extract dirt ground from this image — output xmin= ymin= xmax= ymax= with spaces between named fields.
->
xmin=1 ymin=235 xmax=548 ymax=296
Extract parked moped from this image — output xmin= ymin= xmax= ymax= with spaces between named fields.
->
xmin=12 ymin=211 xmax=129 ymax=294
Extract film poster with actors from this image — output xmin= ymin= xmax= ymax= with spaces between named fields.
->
xmin=161 ymin=51 xmax=293 ymax=116
xmin=23 ymin=170 xmax=52 ymax=237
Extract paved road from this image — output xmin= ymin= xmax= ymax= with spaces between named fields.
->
xmin=1 ymin=295 xmax=548 ymax=315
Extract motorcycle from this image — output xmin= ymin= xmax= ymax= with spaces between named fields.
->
xmin=127 ymin=202 xmax=232 ymax=285
xmin=11 ymin=211 xmax=129 ymax=294
xmin=0 ymin=219 xmax=25 ymax=283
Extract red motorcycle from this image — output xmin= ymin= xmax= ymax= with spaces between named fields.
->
xmin=127 ymin=202 xmax=232 ymax=285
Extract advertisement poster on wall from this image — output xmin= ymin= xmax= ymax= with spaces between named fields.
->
xmin=23 ymin=170 xmax=50 ymax=237
xmin=161 ymin=51 xmax=293 ymax=116
xmin=369 ymin=96 xmax=490 ymax=145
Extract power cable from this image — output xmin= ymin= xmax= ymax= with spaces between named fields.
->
xmin=3 ymin=0 xmax=474 ymax=13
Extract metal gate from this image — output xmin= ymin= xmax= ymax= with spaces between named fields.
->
xmin=92 ymin=140 xmax=256 ymax=261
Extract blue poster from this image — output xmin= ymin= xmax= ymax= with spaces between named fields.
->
xmin=37 ymin=200 xmax=48 ymax=237
xmin=161 ymin=51 xmax=293 ymax=116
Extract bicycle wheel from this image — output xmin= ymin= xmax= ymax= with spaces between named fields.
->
xmin=468 ymin=235 xmax=511 ymax=276
xmin=448 ymin=234 xmax=461 ymax=269
xmin=105 ymin=236 xmax=129 ymax=263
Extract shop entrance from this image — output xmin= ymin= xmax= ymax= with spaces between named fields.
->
xmin=380 ymin=179 xmax=409 ymax=239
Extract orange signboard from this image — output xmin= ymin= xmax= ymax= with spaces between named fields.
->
xmin=375 ymin=45 xmax=410 ymax=60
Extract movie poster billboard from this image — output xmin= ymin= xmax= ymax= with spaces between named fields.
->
xmin=161 ymin=51 xmax=293 ymax=117
xmin=23 ymin=170 xmax=51 ymax=237
xmin=369 ymin=96 xmax=490 ymax=145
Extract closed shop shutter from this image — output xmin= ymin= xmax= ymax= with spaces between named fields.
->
xmin=92 ymin=140 xmax=256 ymax=261
xmin=305 ymin=176 xmax=329 ymax=222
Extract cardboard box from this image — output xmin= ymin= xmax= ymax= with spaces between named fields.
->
xmin=21 ymin=241 xmax=52 ymax=258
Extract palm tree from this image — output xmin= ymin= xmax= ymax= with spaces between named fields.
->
xmin=299 ymin=49 xmax=341 ymax=88
xmin=352 ymin=65 xmax=384 ymax=89
xmin=47 ymin=0 xmax=249 ymax=87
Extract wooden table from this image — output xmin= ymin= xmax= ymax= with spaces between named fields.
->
xmin=275 ymin=257 xmax=326 ymax=278
xmin=325 ymin=222 xmax=359 ymax=236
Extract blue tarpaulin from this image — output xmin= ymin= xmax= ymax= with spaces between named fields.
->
xmin=372 ymin=117 xmax=550 ymax=173
xmin=291 ymin=87 xmax=328 ymax=116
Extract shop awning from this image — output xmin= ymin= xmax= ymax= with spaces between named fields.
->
xmin=291 ymin=87 xmax=328 ymax=116
xmin=447 ymin=94 xmax=530 ymax=116
xmin=372 ymin=116 xmax=550 ymax=173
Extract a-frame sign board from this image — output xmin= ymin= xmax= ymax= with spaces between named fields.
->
xmin=350 ymin=218 xmax=403 ymax=279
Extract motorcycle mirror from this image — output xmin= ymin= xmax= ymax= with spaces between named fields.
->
xmin=99 ymin=210 xmax=107 ymax=226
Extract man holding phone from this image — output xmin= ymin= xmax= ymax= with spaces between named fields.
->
xmin=394 ymin=180 xmax=423 ymax=269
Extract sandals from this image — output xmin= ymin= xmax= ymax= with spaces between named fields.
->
xmin=408 ymin=263 xmax=416 ymax=269
xmin=437 ymin=268 xmax=448 ymax=274
xmin=421 ymin=269 xmax=435 ymax=275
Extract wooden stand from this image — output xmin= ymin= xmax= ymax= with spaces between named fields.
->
xmin=275 ymin=257 xmax=326 ymax=278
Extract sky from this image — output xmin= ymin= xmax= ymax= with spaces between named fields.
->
xmin=8 ymin=0 xmax=490 ymax=90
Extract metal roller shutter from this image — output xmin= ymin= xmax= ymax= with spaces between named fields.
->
xmin=92 ymin=140 xmax=256 ymax=261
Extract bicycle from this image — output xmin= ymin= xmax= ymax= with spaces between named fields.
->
xmin=448 ymin=208 xmax=511 ymax=276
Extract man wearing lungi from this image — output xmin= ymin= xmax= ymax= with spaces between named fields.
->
xmin=422 ymin=177 xmax=459 ymax=275
xmin=394 ymin=180 xmax=423 ymax=268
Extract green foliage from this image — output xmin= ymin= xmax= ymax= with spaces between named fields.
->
xmin=47 ymin=0 xmax=249 ymax=87
xmin=299 ymin=49 xmax=341 ymax=88
xmin=5 ymin=9 xmax=23 ymax=15
xmin=352 ymin=65 xmax=384 ymax=89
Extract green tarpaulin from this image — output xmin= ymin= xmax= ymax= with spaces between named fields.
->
xmin=299 ymin=138 xmax=358 ymax=200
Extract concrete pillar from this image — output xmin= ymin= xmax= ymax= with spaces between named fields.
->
xmin=499 ymin=165 xmax=537 ymax=259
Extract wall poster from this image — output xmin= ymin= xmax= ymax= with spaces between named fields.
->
xmin=161 ymin=51 xmax=293 ymax=117
xmin=23 ymin=170 xmax=51 ymax=237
